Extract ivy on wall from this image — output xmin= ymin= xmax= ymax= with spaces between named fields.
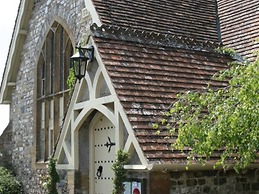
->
xmin=41 ymin=157 xmax=60 ymax=194
xmin=46 ymin=157 xmax=60 ymax=194
xmin=67 ymin=68 xmax=76 ymax=95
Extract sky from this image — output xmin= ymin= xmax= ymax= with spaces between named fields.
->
xmin=0 ymin=1 xmax=20 ymax=135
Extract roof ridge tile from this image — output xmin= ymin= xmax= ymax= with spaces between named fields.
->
xmin=90 ymin=23 xmax=221 ymax=52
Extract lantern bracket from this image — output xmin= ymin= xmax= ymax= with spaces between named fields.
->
xmin=76 ymin=45 xmax=94 ymax=62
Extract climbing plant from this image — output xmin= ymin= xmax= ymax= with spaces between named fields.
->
xmin=67 ymin=68 xmax=76 ymax=95
xmin=215 ymin=46 xmax=236 ymax=57
xmin=46 ymin=157 xmax=60 ymax=194
xmin=112 ymin=150 xmax=129 ymax=194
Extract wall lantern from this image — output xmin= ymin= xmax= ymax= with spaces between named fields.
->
xmin=70 ymin=45 xmax=94 ymax=81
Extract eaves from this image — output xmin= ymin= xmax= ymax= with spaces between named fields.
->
xmin=0 ymin=0 xmax=34 ymax=104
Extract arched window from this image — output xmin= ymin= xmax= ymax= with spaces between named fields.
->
xmin=36 ymin=22 xmax=73 ymax=161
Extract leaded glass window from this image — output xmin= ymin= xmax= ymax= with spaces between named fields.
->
xmin=36 ymin=22 xmax=73 ymax=161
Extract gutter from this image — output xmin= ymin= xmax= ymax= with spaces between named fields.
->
xmin=124 ymin=163 xmax=219 ymax=172
xmin=125 ymin=162 xmax=259 ymax=172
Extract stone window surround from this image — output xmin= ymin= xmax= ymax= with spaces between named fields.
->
xmin=34 ymin=20 xmax=73 ymax=165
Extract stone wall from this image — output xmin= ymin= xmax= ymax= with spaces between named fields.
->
xmin=7 ymin=0 xmax=87 ymax=193
xmin=3 ymin=0 xmax=259 ymax=193
xmin=0 ymin=122 xmax=12 ymax=169
xmin=149 ymin=169 xmax=259 ymax=194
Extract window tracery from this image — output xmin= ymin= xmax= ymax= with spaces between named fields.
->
xmin=36 ymin=22 xmax=73 ymax=161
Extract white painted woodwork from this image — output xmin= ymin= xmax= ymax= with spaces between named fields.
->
xmin=83 ymin=0 xmax=102 ymax=26
xmin=55 ymin=39 xmax=148 ymax=174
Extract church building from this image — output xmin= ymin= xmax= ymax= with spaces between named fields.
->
xmin=0 ymin=0 xmax=259 ymax=193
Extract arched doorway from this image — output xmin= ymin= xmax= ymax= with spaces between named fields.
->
xmin=89 ymin=112 xmax=116 ymax=194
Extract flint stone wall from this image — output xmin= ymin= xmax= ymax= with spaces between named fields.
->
xmin=150 ymin=169 xmax=259 ymax=194
xmin=7 ymin=0 xmax=87 ymax=193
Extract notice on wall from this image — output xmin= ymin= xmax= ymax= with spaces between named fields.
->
xmin=132 ymin=181 xmax=141 ymax=194
xmin=123 ymin=181 xmax=142 ymax=194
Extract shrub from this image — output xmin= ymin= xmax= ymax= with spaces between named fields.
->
xmin=112 ymin=150 xmax=129 ymax=194
xmin=0 ymin=167 xmax=22 ymax=194
xmin=46 ymin=157 xmax=60 ymax=194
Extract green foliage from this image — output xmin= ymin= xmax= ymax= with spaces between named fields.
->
xmin=46 ymin=157 xmax=60 ymax=194
xmin=112 ymin=150 xmax=129 ymax=194
xmin=156 ymin=56 xmax=259 ymax=172
xmin=0 ymin=167 xmax=23 ymax=194
xmin=67 ymin=68 xmax=76 ymax=95
xmin=215 ymin=46 xmax=236 ymax=57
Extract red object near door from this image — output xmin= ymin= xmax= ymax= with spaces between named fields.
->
xmin=133 ymin=188 xmax=140 ymax=194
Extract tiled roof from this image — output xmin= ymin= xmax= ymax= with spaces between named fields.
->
xmin=218 ymin=0 xmax=259 ymax=61
xmin=92 ymin=25 xmax=232 ymax=164
xmin=92 ymin=0 xmax=220 ymax=43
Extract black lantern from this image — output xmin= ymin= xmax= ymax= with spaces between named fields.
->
xmin=70 ymin=45 xmax=94 ymax=81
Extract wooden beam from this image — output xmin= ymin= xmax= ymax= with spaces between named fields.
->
xmin=19 ymin=29 xmax=27 ymax=35
xmin=7 ymin=82 xmax=16 ymax=87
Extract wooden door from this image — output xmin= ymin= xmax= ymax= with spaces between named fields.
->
xmin=93 ymin=114 xmax=115 ymax=194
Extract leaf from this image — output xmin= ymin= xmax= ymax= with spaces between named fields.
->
xmin=157 ymin=49 xmax=259 ymax=172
